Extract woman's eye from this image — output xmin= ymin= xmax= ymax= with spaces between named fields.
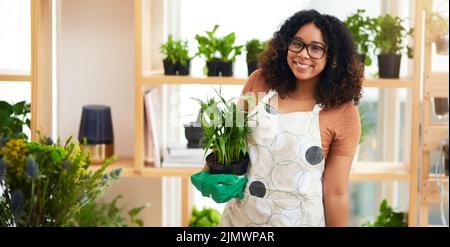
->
xmin=311 ymin=46 xmax=323 ymax=51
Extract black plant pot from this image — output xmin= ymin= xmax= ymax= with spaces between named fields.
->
xmin=247 ymin=60 xmax=257 ymax=76
xmin=184 ymin=124 xmax=205 ymax=148
xmin=377 ymin=54 xmax=401 ymax=78
xmin=219 ymin=61 xmax=233 ymax=77
xmin=206 ymin=152 xmax=249 ymax=175
xmin=206 ymin=60 xmax=220 ymax=76
xmin=163 ymin=59 xmax=177 ymax=75
xmin=177 ymin=60 xmax=191 ymax=76
xmin=433 ymin=98 xmax=449 ymax=116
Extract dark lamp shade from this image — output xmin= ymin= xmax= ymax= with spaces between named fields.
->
xmin=78 ymin=105 xmax=114 ymax=144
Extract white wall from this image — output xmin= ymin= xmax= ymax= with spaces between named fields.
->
xmin=58 ymin=0 xmax=162 ymax=226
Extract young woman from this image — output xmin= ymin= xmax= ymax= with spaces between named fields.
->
xmin=218 ymin=9 xmax=364 ymax=227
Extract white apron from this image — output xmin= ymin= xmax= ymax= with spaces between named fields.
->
xmin=219 ymin=90 xmax=326 ymax=227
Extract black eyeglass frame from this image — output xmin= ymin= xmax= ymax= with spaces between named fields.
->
xmin=287 ymin=38 xmax=328 ymax=59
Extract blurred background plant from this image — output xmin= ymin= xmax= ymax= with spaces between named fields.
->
xmin=0 ymin=134 xmax=121 ymax=226
xmin=0 ymin=100 xmax=30 ymax=141
xmin=68 ymin=195 xmax=146 ymax=227
xmin=189 ymin=206 xmax=221 ymax=227
xmin=362 ymin=199 xmax=407 ymax=227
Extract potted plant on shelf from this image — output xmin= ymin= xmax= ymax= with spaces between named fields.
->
xmin=343 ymin=9 xmax=374 ymax=66
xmin=196 ymin=25 xmax=242 ymax=77
xmin=193 ymin=89 xmax=253 ymax=175
xmin=371 ymin=14 xmax=413 ymax=78
xmin=245 ymin=39 xmax=267 ymax=75
xmin=216 ymin=31 xmax=243 ymax=76
xmin=160 ymin=35 xmax=193 ymax=75
xmin=424 ymin=0 xmax=449 ymax=55
xmin=195 ymin=25 xmax=221 ymax=76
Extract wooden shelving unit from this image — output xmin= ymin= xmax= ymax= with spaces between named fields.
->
xmin=131 ymin=0 xmax=426 ymax=226
xmin=418 ymin=0 xmax=449 ymax=226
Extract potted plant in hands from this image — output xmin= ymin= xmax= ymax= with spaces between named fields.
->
xmin=371 ymin=14 xmax=413 ymax=78
xmin=193 ymin=88 xmax=253 ymax=175
xmin=424 ymin=0 xmax=449 ymax=55
xmin=160 ymin=35 xmax=193 ymax=75
xmin=245 ymin=39 xmax=267 ymax=75
xmin=343 ymin=9 xmax=374 ymax=66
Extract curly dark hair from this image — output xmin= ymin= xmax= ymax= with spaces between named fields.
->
xmin=259 ymin=9 xmax=363 ymax=110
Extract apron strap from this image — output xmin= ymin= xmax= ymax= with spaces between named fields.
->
xmin=260 ymin=90 xmax=277 ymax=104
xmin=312 ymin=104 xmax=322 ymax=114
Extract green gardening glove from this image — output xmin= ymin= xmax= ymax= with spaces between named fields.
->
xmin=191 ymin=171 xmax=248 ymax=203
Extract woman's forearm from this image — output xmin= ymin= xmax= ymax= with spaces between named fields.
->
xmin=323 ymin=193 xmax=349 ymax=227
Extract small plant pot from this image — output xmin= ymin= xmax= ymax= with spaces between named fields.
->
xmin=206 ymin=152 xmax=249 ymax=175
xmin=377 ymin=54 xmax=401 ymax=78
xmin=206 ymin=60 xmax=220 ymax=76
xmin=219 ymin=61 xmax=233 ymax=77
xmin=247 ymin=60 xmax=258 ymax=76
xmin=163 ymin=59 xmax=177 ymax=75
xmin=184 ymin=124 xmax=205 ymax=148
xmin=177 ymin=60 xmax=191 ymax=76
xmin=433 ymin=98 xmax=449 ymax=116
xmin=435 ymin=36 xmax=449 ymax=55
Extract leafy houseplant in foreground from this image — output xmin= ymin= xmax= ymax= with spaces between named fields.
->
xmin=194 ymin=88 xmax=253 ymax=175
xmin=69 ymin=195 xmax=146 ymax=227
xmin=189 ymin=206 xmax=221 ymax=227
xmin=363 ymin=199 xmax=407 ymax=227
xmin=0 ymin=135 xmax=121 ymax=226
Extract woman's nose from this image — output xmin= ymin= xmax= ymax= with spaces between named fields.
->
xmin=297 ymin=47 xmax=310 ymax=58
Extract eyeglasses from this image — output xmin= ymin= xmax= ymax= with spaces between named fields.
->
xmin=288 ymin=38 xmax=327 ymax=59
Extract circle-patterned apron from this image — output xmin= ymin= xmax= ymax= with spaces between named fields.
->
xmin=219 ymin=90 xmax=326 ymax=227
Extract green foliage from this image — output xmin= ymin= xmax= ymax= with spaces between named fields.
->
xmin=160 ymin=34 xmax=193 ymax=66
xmin=245 ymin=39 xmax=268 ymax=62
xmin=358 ymin=104 xmax=375 ymax=144
xmin=424 ymin=0 xmax=449 ymax=42
xmin=193 ymin=88 xmax=254 ymax=166
xmin=0 ymin=100 xmax=30 ymax=140
xmin=363 ymin=199 xmax=407 ymax=227
xmin=68 ymin=195 xmax=145 ymax=227
xmin=0 ymin=134 xmax=121 ymax=226
xmin=195 ymin=25 xmax=243 ymax=62
xmin=189 ymin=206 xmax=221 ymax=227
xmin=371 ymin=14 xmax=414 ymax=58
xmin=343 ymin=9 xmax=374 ymax=66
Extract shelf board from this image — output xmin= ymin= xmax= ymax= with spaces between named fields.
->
xmin=363 ymin=78 xmax=414 ymax=88
xmin=88 ymin=157 xmax=137 ymax=177
xmin=142 ymin=71 xmax=246 ymax=85
xmin=0 ymin=69 xmax=31 ymax=81
xmin=141 ymin=71 xmax=414 ymax=88
xmin=350 ymin=161 xmax=410 ymax=181
xmin=142 ymin=167 xmax=201 ymax=177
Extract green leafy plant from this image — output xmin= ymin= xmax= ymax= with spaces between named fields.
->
xmin=371 ymin=14 xmax=414 ymax=58
xmin=189 ymin=206 xmax=221 ymax=227
xmin=424 ymin=0 xmax=449 ymax=43
xmin=193 ymin=88 xmax=254 ymax=166
xmin=363 ymin=199 xmax=407 ymax=227
xmin=195 ymin=25 xmax=243 ymax=63
xmin=68 ymin=195 xmax=146 ymax=227
xmin=343 ymin=9 xmax=374 ymax=65
xmin=0 ymin=134 xmax=121 ymax=226
xmin=195 ymin=25 xmax=221 ymax=62
xmin=245 ymin=39 xmax=267 ymax=63
xmin=160 ymin=34 xmax=193 ymax=66
xmin=0 ymin=101 xmax=31 ymax=140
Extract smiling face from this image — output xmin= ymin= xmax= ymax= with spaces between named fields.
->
xmin=287 ymin=23 xmax=327 ymax=82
